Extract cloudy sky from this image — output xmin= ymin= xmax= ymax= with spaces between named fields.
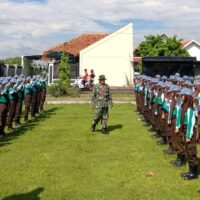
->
xmin=0 ymin=0 xmax=200 ymax=58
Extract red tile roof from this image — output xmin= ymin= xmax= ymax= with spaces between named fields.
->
xmin=181 ymin=40 xmax=192 ymax=47
xmin=42 ymin=33 xmax=108 ymax=60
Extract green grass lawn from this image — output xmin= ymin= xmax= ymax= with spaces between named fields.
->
xmin=0 ymin=104 xmax=200 ymax=200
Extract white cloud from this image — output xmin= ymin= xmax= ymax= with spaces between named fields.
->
xmin=0 ymin=0 xmax=200 ymax=58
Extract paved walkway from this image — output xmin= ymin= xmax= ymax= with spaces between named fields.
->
xmin=47 ymin=97 xmax=135 ymax=104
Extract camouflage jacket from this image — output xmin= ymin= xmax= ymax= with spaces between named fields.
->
xmin=91 ymin=83 xmax=113 ymax=108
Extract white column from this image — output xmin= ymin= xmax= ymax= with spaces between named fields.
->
xmin=5 ymin=64 xmax=9 ymax=76
xmin=21 ymin=56 xmax=25 ymax=75
xmin=14 ymin=64 xmax=18 ymax=76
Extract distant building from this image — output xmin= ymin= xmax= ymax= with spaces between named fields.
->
xmin=181 ymin=40 xmax=200 ymax=61
xmin=43 ymin=23 xmax=134 ymax=87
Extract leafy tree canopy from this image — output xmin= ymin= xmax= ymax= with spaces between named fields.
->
xmin=135 ymin=35 xmax=189 ymax=57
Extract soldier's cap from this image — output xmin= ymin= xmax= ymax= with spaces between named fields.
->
xmin=10 ymin=78 xmax=17 ymax=84
xmin=175 ymin=73 xmax=180 ymax=77
xmin=183 ymin=75 xmax=188 ymax=80
xmin=178 ymin=88 xmax=193 ymax=96
xmin=167 ymin=85 xmax=181 ymax=93
xmin=98 ymin=75 xmax=106 ymax=80
xmin=14 ymin=75 xmax=19 ymax=78
xmin=1 ymin=78 xmax=9 ymax=85
xmin=161 ymin=76 xmax=168 ymax=80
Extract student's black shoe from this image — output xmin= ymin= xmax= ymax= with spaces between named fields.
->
xmin=163 ymin=148 xmax=176 ymax=155
xmin=15 ymin=123 xmax=22 ymax=127
xmin=157 ymin=138 xmax=167 ymax=145
xmin=7 ymin=128 xmax=14 ymax=134
xmin=148 ymin=127 xmax=155 ymax=132
xmin=173 ymin=155 xmax=186 ymax=167
xmin=91 ymin=124 xmax=96 ymax=132
xmin=151 ymin=133 xmax=161 ymax=138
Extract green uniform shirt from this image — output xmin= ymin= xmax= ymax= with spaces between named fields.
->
xmin=91 ymin=83 xmax=112 ymax=108
xmin=40 ymin=78 xmax=47 ymax=89
xmin=0 ymin=84 xmax=9 ymax=103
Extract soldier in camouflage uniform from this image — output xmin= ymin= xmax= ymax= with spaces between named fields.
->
xmin=91 ymin=75 xmax=113 ymax=134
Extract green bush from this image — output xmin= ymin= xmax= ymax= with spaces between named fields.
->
xmin=47 ymin=82 xmax=80 ymax=97
xmin=47 ymin=82 xmax=67 ymax=97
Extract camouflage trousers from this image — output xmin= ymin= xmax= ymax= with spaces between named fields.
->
xmin=93 ymin=107 xmax=109 ymax=128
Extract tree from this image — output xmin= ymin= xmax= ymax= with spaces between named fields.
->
xmin=136 ymin=35 xmax=189 ymax=57
xmin=59 ymin=52 xmax=71 ymax=87
xmin=4 ymin=56 xmax=21 ymax=65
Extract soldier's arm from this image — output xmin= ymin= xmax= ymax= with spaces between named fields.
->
xmin=108 ymin=86 xmax=113 ymax=107
xmin=91 ymin=86 xmax=96 ymax=106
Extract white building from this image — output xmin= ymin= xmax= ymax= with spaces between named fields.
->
xmin=80 ymin=23 xmax=134 ymax=87
xmin=182 ymin=40 xmax=200 ymax=61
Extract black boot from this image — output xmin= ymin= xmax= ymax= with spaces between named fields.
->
xmin=7 ymin=127 xmax=14 ymax=134
xmin=170 ymin=156 xmax=180 ymax=165
xmin=151 ymin=132 xmax=161 ymax=138
xmin=157 ymin=137 xmax=167 ymax=145
xmin=173 ymin=154 xmax=186 ymax=167
xmin=181 ymin=168 xmax=192 ymax=178
xmin=148 ymin=126 xmax=155 ymax=132
xmin=183 ymin=165 xmax=198 ymax=180
xmin=102 ymin=127 xmax=109 ymax=134
xmin=15 ymin=120 xmax=22 ymax=127
xmin=91 ymin=124 xmax=96 ymax=132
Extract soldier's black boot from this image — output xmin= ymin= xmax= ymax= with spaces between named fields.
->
xmin=183 ymin=165 xmax=198 ymax=180
xmin=102 ymin=127 xmax=109 ymax=134
xmin=91 ymin=123 xmax=96 ymax=132
xmin=173 ymin=154 xmax=186 ymax=167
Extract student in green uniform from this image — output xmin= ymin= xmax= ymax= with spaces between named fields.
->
xmin=180 ymin=93 xmax=199 ymax=180
xmin=15 ymin=77 xmax=25 ymax=127
xmin=24 ymin=77 xmax=32 ymax=123
xmin=40 ymin=71 xmax=48 ymax=113
xmin=0 ymin=78 xmax=9 ymax=137
xmin=8 ymin=78 xmax=18 ymax=132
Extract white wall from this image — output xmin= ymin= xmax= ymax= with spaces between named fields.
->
xmin=80 ymin=24 xmax=133 ymax=87
xmin=185 ymin=42 xmax=200 ymax=61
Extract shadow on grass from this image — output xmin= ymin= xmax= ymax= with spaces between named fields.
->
xmin=95 ymin=124 xmax=123 ymax=134
xmin=0 ymin=107 xmax=61 ymax=148
xmin=2 ymin=187 xmax=44 ymax=200
xmin=108 ymin=124 xmax=123 ymax=132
